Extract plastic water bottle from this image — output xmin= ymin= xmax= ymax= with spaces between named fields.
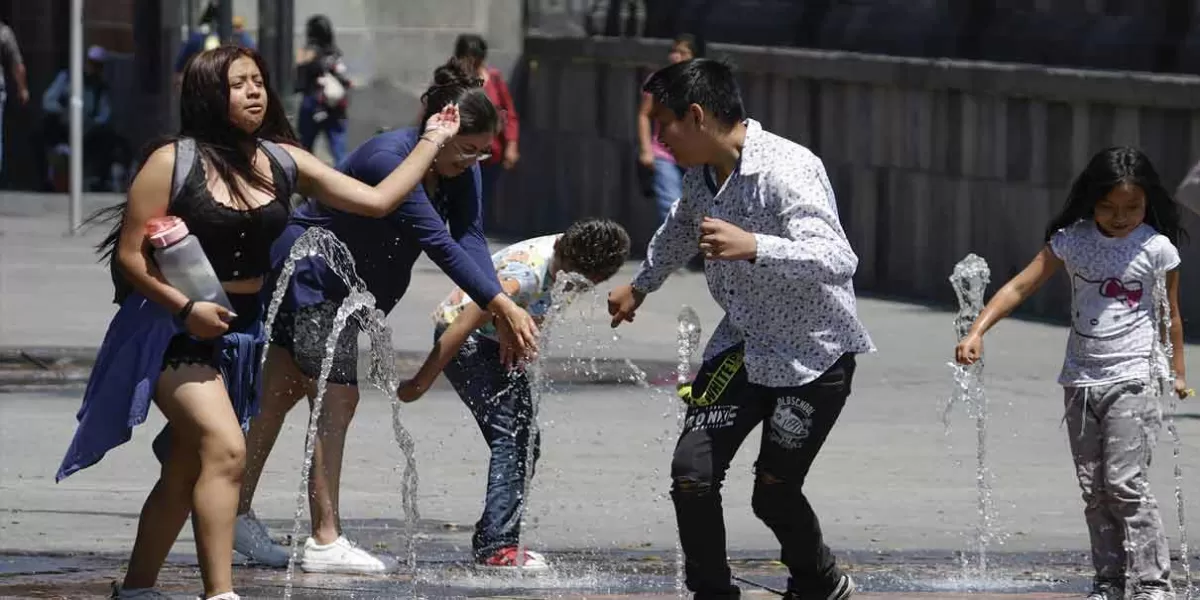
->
xmin=147 ymin=216 xmax=234 ymax=313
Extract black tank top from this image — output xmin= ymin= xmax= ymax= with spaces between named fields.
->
xmin=170 ymin=145 xmax=292 ymax=281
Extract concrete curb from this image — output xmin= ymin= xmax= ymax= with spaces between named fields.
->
xmin=0 ymin=347 xmax=683 ymax=391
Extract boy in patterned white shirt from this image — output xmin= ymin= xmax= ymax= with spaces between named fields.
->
xmin=397 ymin=218 xmax=631 ymax=570
xmin=608 ymin=58 xmax=874 ymax=600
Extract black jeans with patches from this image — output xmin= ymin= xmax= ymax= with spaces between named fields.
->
xmin=671 ymin=345 xmax=855 ymax=599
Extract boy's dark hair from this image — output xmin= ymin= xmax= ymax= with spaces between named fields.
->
xmin=1045 ymin=146 xmax=1186 ymax=245
xmin=642 ymin=58 xmax=745 ymax=127
xmin=558 ymin=218 xmax=632 ymax=282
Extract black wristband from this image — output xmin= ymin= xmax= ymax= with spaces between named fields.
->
xmin=420 ymin=133 xmax=445 ymax=149
xmin=177 ymin=299 xmax=196 ymax=322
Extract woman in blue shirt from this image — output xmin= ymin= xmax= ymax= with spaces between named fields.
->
xmin=232 ymin=60 xmax=539 ymax=573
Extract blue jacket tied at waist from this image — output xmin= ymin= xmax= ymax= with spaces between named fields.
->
xmin=57 ymin=293 xmax=264 ymax=482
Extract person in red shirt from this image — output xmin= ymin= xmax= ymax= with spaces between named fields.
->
xmin=453 ymin=34 xmax=519 ymax=206
xmin=637 ymin=34 xmax=695 ymax=224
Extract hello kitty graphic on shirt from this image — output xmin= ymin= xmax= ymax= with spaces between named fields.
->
xmin=1050 ymin=220 xmax=1181 ymax=386
xmin=1070 ymin=274 xmax=1147 ymax=340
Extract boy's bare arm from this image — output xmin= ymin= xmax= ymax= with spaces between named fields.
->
xmin=399 ymin=278 xmax=523 ymax=401
xmin=398 ymin=304 xmax=491 ymax=402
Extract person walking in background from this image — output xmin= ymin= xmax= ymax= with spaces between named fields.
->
xmin=174 ymin=3 xmax=256 ymax=84
xmin=41 ymin=45 xmax=130 ymax=192
xmin=637 ymin=34 xmax=695 ymax=225
xmin=453 ymin=34 xmax=519 ymax=206
xmin=0 ymin=18 xmax=28 ymax=178
xmin=296 ymin=14 xmax=351 ymax=166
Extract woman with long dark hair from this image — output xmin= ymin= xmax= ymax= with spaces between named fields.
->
xmin=232 ymin=59 xmax=540 ymax=574
xmin=296 ymin=14 xmax=351 ymax=164
xmin=56 ymin=45 xmax=460 ymax=600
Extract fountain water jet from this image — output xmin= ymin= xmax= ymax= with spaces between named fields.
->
xmin=946 ymin=253 xmax=998 ymax=583
xmin=1151 ymin=272 xmax=1193 ymax=598
xmin=510 ymin=271 xmax=596 ymax=572
xmin=262 ymin=228 xmax=418 ymax=599
xmin=673 ymin=306 xmax=702 ymax=596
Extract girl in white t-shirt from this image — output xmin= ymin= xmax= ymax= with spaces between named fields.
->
xmin=955 ymin=147 xmax=1188 ymax=600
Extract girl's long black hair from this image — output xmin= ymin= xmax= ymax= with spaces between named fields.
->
xmin=1045 ymin=146 xmax=1186 ymax=245
xmin=305 ymin=15 xmax=338 ymax=56
xmin=91 ymin=45 xmax=298 ymax=267
xmin=453 ymin=34 xmax=488 ymax=75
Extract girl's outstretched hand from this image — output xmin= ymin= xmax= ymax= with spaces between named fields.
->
xmin=397 ymin=378 xmax=426 ymax=403
xmin=955 ymin=334 xmax=983 ymax=365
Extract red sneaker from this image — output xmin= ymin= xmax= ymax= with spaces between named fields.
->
xmin=477 ymin=546 xmax=550 ymax=571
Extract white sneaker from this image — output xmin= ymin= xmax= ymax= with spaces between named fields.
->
xmin=299 ymin=536 xmax=398 ymax=574
xmin=197 ymin=594 xmax=241 ymax=600
xmin=233 ymin=510 xmax=291 ymax=568
xmin=110 ymin=583 xmax=173 ymax=599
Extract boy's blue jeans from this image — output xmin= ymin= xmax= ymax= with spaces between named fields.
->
xmin=436 ymin=326 xmax=540 ymax=559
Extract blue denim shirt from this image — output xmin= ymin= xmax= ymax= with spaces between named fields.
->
xmin=56 ymin=293 xmax=263 ymax=482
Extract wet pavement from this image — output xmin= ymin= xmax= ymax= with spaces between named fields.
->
xmin=0 ymin=549 xmax=1096 ymax=599
xmin=5 ymin=195 xmax=1200 ymax=598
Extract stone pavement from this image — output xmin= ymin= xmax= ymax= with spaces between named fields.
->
xmin=3 ymin=191 xmax=1200 ymax=598
xmin=0 ymin=544 xmax=1095 ymax=598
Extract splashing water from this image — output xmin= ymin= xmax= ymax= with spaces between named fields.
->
xmin=262 ymin=228 xmax=365 ymax=366
xmin=510 ymin=271 xmax=596 ymax=570
xmin=355 ymin=303 xmax=420 ymax=574
xmin=391 ymin=394 xmax=421 ymax=572
xmin=263 ymin=228 xmax=417 ymax=599
xmin=283 ymin=290 xmax=376 ymax=597
xmin=1150 ymin=272 xmax=1193 ymax=598
xmin=673 ymin=306 xmax=702 ymax=596
xmin=677 ymin=306 xmax=701 ymax=387
xmin=945 ymin=253 xmax=997 ymax=582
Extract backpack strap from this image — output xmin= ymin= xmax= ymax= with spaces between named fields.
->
xmin=258 ymin=139 xmax=298 ymax=198
xmin=171 ymin=137 xmax=196 ymax=207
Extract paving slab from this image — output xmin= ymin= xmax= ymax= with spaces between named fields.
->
xmin=4 ymin=192 xmax=1200 ymax=598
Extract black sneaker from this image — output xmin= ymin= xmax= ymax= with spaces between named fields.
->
xmin=782 ymin=574 xmax=856 ymax=600
xmin=693 ymin=587 xmax=740 ymax=599
xmin=825 ymin=574 xmax=856 ymax=600
xmin=1087 ymin=579 xmax=1124 ymax=600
